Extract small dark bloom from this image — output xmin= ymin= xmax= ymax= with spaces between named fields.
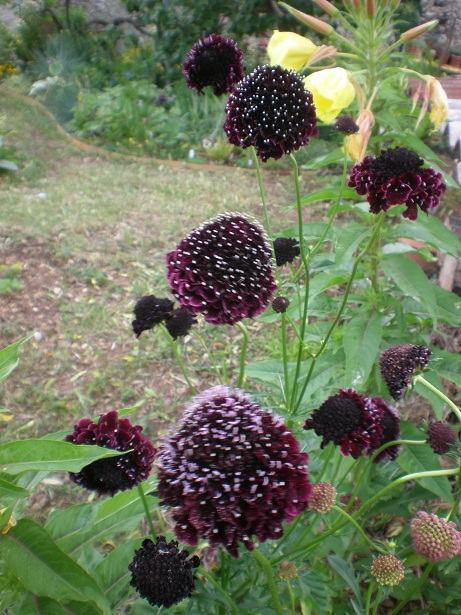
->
xmin=129 ymin=536 xmax=200 ymax=608
xmin=132 ymin=295 xmax=174 ymax=338
xmin=304 ymin=389 xmax=384 ymax=458
xmin=371 ymin=397 xmax=401 ymax=462
xmin=427 ymin=421 xmax=456 ymax=454
xmin=65 ymin=411 xmax=156 ymax=495
xmin=158 ymin=386 xmax=311 ymax=557
xmin=334 ymin=114 xmax=359 ymax=134
xmin=224 ymin=65 xmax=317 ymax=162
xmin=379 ymin=344 xmax=432 ymax=400
xmin=183 ymin=34 xmax=244 ymax=96
xmin=273 ymin=237 xmax=300 ymax=267
xmin=272 ymin=296 xmax=290 ymax=313
xmin=348 ymin=147 xmax=446 ymax=220
xmin=165 ymin=307 xmax=197 ymax=339
xmin=166 ymin=213 xmax=275 ymax=325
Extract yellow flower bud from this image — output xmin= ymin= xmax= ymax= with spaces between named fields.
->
xmin=400 ymin=20 xmax=438 ymax=42
xmin=304 ymin=67 xmax=355 ymax=123
xmin=344 ymin=109 xmax=374 ymax=161
xmin=279 ymin=2 xmax=334 ymax=35
xmin=267 ymin=30 xmax=319 ymax=71
xmin=428 ymin=76 xmax=449 ymax=128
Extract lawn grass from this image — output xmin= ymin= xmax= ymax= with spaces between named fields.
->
xmin=0 ymin=87 xmax=324 ymax=445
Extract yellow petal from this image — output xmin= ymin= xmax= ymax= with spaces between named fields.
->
xmin=304 ymin=67 xmax=355 ymax=123
xmin=428 ymin=77 xmax=448 ymax=128
xmin=267 ymin=30 xmax=318 ymax=71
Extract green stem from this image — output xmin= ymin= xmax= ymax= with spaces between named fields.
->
xmin=447 ymin=461 xmax=461 ymax=522
xmin=364 ymin=581 xmax=374 ymax=615
xmin=329 ymin=451 xmax=343 ymax=484
xmin=236 ymin=321 xmax=249 ymax=388
xmin=332 ymin=505 xmax=387 ymax=554
xmin=371 ymin=587 xmax=382 ymax=615
xmin=294 ymin=211 xmax=385 ymax=412
xmin=369 ymin=439 xmax=426 ymax=464
xmin=251 ymin=146 xmax=272 ymax=239
xmin=137 ymin=484 xmax=156 ymax=539
xmin=317 ymin=443 xmax=335 ymax=482
xmin=281 ymin=312 xmax=290 ymax=404
xmin=161 ymin=325 xmax=197 ymax=392
xmin=194 ymin=330 xmax=225 ymax=385
xmin=253 ymin=550 xmax=283 ymax=615
xmin=413 ymin=375 xmax=461 ymax=423
xmin=199 ymin=568 xmax=240 ymax=615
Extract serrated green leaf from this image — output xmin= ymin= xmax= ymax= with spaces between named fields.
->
xmin=343 ymin=310 xmax=382 ymax=388
xmin=0 ymin=519 xmax=110 ymax=613
xmin=0 ymin=336 xmax=32 ymax=382
xmin=0 ymin=440 xmax=125 ymax=474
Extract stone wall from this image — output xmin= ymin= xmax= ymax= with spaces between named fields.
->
xmin=420 ymin=0 xmax=461 ymax=53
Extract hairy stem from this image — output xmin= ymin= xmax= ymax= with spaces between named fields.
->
xmin=236 ymin=321 xmax=249 ymax=388
xmin=137 ymin=484 xmax=156 ymax=539
xmin=413 ymin=375 xmax=461 ymax=423
xmin=332 ymin=505 xmax=387 ymax=554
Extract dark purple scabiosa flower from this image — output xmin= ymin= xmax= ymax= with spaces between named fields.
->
xmin=334 ymin=114 xmax=359 ymax=135
xmin=379 ymin=344 xmax=432 ymax=400
xmin=371 ymin=397 xmax=401 ymax=462
xmin=272 ymin=296 xmax=290 ymax=314
xmin=165 ymin=307 xmax=197 ymax=340
xmin=273 ymin=237 xmax=300 ymax=267
xmin=348 ymin=147 xmax=446 ymax=220
xmin=308 ymin=482 xmax=337 ymax=513
xmin=427 ymin=421 xmax=456 ymax=455
xmin=132 ymin=295 xmax=174 ymax=338
xmin=371 ymin=555 xmax=405 ymax=587
xmin=65 ymin=411 xmax=156 ymax=495
xmin=129 ymin=536 xmax=200 ymax=608
xmin=166 ymin=213 xmax=275 ymax=326
xmin=304 ymin=389 xmax=384 ymax=459
xmin=183 ymin=34 xmax=244 ymax=96
xmin=224 ymin=65 xmax=317 ymax=162
xmin=157 ymin=386 xmax=311 ymax=557
xmin=410 ymin=511 xmax=461 ymax=562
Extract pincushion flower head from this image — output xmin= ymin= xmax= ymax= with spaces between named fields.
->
xmin=410 ymin=511 xmax=461 ymax=562
xmin=427 ymin=421 xmax=456 ymax=455
xmin=308 ymin=482 xmax=336 ymax=513
xmin=224 ymin=64 xmax=317 ymax=162
xmin=65 ymin=411 xmax=156 ymax=495
xmin=304 ymin=389 xmax=384 ymax=458
xmin=166 ymin=213 xmax=275 ymax=325
xmin=304 ymin=67 xmax=355 ymax=124
xmin=157 ymin=386 xmax=311 ymax=557
xmin=129 ymin=536 xmax=200 ymax=608
xmin=379 ymin=344 xmax=432 ymax=400
xmin=371 ymin=555 xmax=405 ymax=587
xmin=267 ymin=30 xmax=318 ymax=71
xmin=183 ymin=34 xmax=244 ymax=96
xmin=348 ymin=147 xmax=446 ymax=220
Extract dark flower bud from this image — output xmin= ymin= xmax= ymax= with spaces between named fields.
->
xmin=165 ymin=307 xmax=197 ymax=339
xmin=224 ymin=64 xmax=317 ymax=162
xmin=334 ymin=114 xmax=359 ymax=134
xmin=427 ymin=421 xmax=456 ymax=455
xmin=132 ymin=295 xmax=174 ymax=338
xmin=379 ymin=344 xmax=432 ymax=400
xmin=129 ymin=536 xmax=200 ymax=608
xmin=272 ymin=296 xmax=290 ymax=313
xmin=273 ymin=237 xmax=300 ymax=267
xmin=183 ymin=34 xmax=244 ymax=96
xmin=65 ymin=411 xmax=156 ymax=495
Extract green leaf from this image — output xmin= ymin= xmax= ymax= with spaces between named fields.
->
xmin=394 ymin=217 xmax=461 ymax=257
xmin=327 ymin=554 xmax=363 ymax=609
xmin=14 ymin=594 xmax=100 ymax=615
xmin=343 ymin=310 xmax=382 ymax=388
xmin=296 ymin=186 xmax=358 ymax=207
xmin=0 ymin=336 xmax=32 ymax=382
xmin=398 ymin=422 xmax=452 ymax=502
xmin=94 ymin=539 xmax=141 ymax=606
xmin=0 ymin=475 xmax=30 ymax=500
xmin=432 ymin=285 xmax=461 ymax=327
xmin=0 ymin=160 xmax=18 ymax=172
xmin=382 ymin=255 xmax=436 ymax=322
xmin=0 ymin=440 xmax=125 ymax=474
xmin=432 ymin=350 xmax=461 ymax=388
xmin=0 ymin=519 xmax=110 ymax=613
xmin=302 ymin=147 xmax=344 ymax=170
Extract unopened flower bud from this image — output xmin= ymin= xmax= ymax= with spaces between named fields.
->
xmin=279 ymin=2 xmax=334 ymax=35
xmin=309 ymin=482 xmax=337 ymax=513
xmin=335 ymin=114 xmax=359 ymax=134
xmin=366 ymin=0 xmax=375 ymax=17
xmin=400 ymin=20 xmax=438 ymax=42
xmin=278 ymin=561 xmax=298 ymax=579
xmin=427 ymin=421 xmax=456 ymax=455
xmin=411 ymin=511 xmax=461 ymax=562
xmin=371 ymin=555 xmax=405 ymax=587
xmin=272 ymin=296 xmax=290 ymax=314
xmin=312 ymin=0 xmax=340 ymax=16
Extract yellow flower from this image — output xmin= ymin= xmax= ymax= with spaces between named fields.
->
xmin=344 ymin=109 xmax=374 ymax=161
xmin=428 ymin=77 xmax=448 ymax=128
xmin=304 ymin=67 xmax=355 ymax=123
xmin=267 ymin=30 xmax=318 ymax=71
